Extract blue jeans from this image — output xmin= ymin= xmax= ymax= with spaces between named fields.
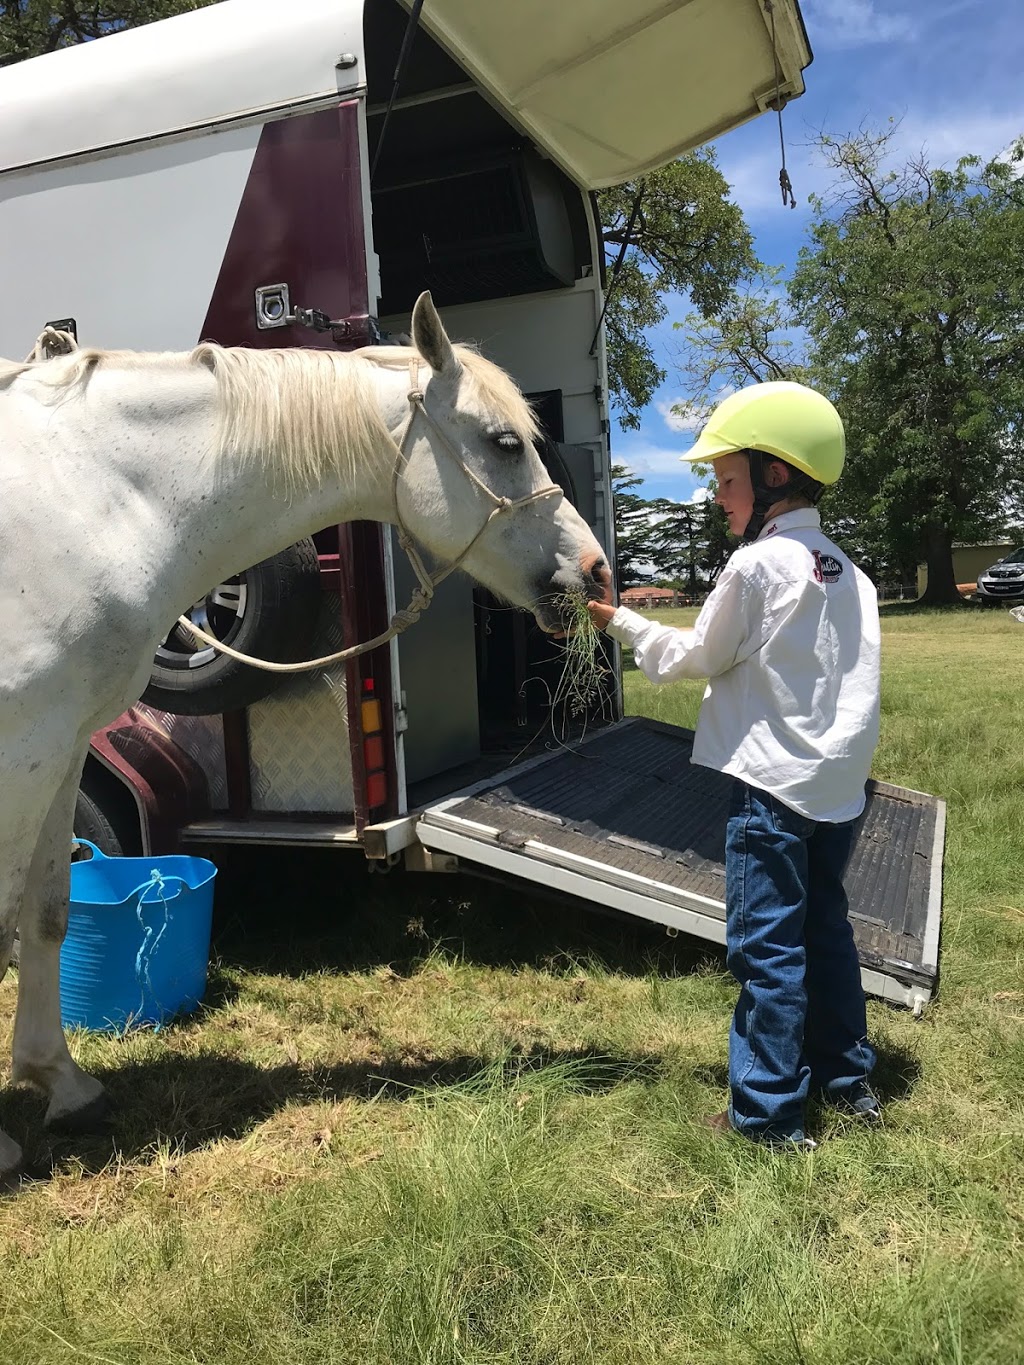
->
xmin=725 ymin=781 xmax=876 ymax=1143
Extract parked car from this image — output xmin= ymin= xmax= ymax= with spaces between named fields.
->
xmin=976 ymin=546 xmax=1024 ymax=603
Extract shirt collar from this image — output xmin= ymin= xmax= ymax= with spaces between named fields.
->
xmin=757 ymin=508 xmax=821 ymax=540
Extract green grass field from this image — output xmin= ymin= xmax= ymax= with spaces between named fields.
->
xmin=1 ymin=607 xmax=1023 ymax=1364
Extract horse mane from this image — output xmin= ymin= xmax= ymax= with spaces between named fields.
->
xmin=1 ymin=341 xmax=540 ymax=490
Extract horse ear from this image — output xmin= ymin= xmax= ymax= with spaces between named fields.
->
xmin=411 ymin=291 xmax=459 ymax=378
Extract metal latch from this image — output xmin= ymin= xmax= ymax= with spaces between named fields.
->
xmin=254 ymin=283 xmax=372 ymax=343
xmin=45 ymin=317 xmax=77 ymax=341
xmin=394 ymin=692 xmax=409 ymax=735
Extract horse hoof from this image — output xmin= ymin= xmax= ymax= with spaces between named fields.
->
xmin=45 ymin=1091 xmax=113 ymax=1135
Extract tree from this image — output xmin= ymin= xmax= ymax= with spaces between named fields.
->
xmin=645 ymin=497 xmax=731 ymax=592
xmin=0 ymin=0 xmax=207 ymax=64
xmin=671 ymin=131 xmax=1024 ymax=601
xmin=790 ymin=128 xmax=1024 ymax=604
xmin=670 ymin=268 xmax=805 ymax=430
xmin=597 ymin=154 xmax=756 ymax=430
xmin=610 ymin=465 xmax=658 ymax=587
xmin=669 ymin=272 xmax=906 ymax=581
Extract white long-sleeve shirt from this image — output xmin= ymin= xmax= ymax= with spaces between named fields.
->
xmin=607 ymin=508 xmax=881 ymax=823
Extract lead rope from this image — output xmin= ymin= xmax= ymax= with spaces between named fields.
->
xmin=175 ymin=359 xmax=561 ymax=673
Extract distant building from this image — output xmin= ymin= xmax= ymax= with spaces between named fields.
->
xmin=620 ymin=586 xmax=678 ymax=608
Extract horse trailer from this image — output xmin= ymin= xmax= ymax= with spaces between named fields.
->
xmin=0 ymin=0 xmax=944 ymax=1010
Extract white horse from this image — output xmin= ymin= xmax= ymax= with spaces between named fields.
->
xmin=0 ymin=292 xmax=610 ymax=1178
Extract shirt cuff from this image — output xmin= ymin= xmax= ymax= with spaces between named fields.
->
xmin=605 ymin=605 xmax=650 ymax=645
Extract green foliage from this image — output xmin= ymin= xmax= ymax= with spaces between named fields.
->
xmin=672 ymin=128 xmax=1024 ymax=600
xmin=645 ymin=496 xmax=732 ymax=590
xmin=0 ymin=0 xmax=210 ymax=64
xmin=671 ymin=267 xmax=806 ymax=430
xmin=612 ymin=467 xmax=731 ymax=592
xmin=598 ymin=154 xmax=756 ymax=430
xmin=611 ymin=463 xmax=657 ymax=586
xmin=791 ymin=128 xmax=1024 ymax=602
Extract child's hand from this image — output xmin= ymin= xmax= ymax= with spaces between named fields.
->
xmin=587 ymin=601 xmax=617 ymax=631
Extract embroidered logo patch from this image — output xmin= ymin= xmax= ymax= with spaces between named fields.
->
xmin=812 ymin=550 xmax=844 ymax=584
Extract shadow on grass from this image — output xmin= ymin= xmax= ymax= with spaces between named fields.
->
xmin=6 ymin=1046 xmax=664 ymax=1182
xmin=689 ymin=1038 xmax=920 ymax=1110
xmin=207 ymin=845 xmax=725 ymax=984
xmin=878 ymin=599 xmax=979 ymax=617
xmin=869 ymin=1036 xmax=922 ymax=1103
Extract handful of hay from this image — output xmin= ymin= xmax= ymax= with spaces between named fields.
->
xmin=550 ymin=590 xmax=612 ymax=724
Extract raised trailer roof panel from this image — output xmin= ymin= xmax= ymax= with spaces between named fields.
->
xmin=401 ymin=0 xmax=812 ymax=188
xmin=417 ymin=718 xmax=944 ymax=1011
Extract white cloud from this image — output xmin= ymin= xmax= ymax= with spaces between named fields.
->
xmin=802 ymin=0 xmax=916 ymax=49
xmin=895 ymin=112 xmax=1024 ymax=166
xmin=613 ymin=439 xmax=687 ymax=479
xmin=718 ymin=110 xmax=1024 ymax=222
xmin=612 ymin=435 xmax=717 ymax=502
xmin=655 ymin=397 xmax=701 ymax=433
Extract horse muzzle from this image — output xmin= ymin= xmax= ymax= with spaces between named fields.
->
xmin=533 ymin=553 xmax=612 ymax=633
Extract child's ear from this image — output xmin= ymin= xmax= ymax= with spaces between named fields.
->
xmin=764 ymin=459 xmax=792 ymax=489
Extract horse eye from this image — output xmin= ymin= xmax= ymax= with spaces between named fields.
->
xmin=492 ymin=431 xmax=524 ymax=455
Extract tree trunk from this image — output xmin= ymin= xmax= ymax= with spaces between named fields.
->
xmin=918 ymin=523 xmax=963 ymax=605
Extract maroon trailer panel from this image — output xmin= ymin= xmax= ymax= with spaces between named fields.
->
xmin=90 ymin=98 xmax=388 ymax=841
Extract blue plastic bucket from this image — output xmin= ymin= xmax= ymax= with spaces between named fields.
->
xmin=61 ymin=840 xmax=217 ymax=1033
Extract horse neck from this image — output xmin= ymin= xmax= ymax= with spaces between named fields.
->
xmin=82 ymin=355 xmax=409 ymax=609
xmin=201 ymin=358 xmax=413 ymax=592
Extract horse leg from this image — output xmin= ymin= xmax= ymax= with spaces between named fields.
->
xmin=12 ymin=747 xmax=110 ymax=1132
xmin=0 ymin=827 xmax=36 ymax=1179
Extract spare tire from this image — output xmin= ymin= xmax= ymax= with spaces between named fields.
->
xmin=141 ymin=538 xmax=323 ymax=716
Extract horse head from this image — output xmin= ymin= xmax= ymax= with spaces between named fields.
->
xmin=394 ymin=293 xmax=611 ymax=632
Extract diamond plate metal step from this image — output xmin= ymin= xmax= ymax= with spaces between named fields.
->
xmin=417 ymin=717 xmax=944 ymax=1009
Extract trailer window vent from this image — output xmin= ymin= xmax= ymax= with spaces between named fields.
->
xmin=375 ymin=152 xmax=578 ymax=313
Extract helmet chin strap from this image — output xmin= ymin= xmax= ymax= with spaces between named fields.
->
xmin=741 ymin=449 xmax=825 ymax=542
xmin=742 ymin=450 xmax=781 ymax=542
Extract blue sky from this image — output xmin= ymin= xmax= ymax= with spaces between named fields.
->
xmin=613 ymin=0 xmax=1024 ymax=503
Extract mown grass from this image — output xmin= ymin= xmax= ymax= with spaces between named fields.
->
xmin=1 ymin=606 xmax=1023 ymax=1363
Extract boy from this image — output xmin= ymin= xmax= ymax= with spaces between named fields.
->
xmin=588 ymin=382 xmax=881 ymax=1148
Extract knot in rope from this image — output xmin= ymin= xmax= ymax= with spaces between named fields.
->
xmin=27 ymin=326 xmax=78 ymax=363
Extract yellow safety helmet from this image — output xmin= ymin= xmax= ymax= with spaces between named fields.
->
xmin=681 ymin=382 xmax=846 ymax=486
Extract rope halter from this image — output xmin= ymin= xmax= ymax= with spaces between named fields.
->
xmin=177 ymin=357 xmax=563 ymax=672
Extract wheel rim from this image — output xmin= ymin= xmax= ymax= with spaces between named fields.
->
xmin=155 ymin=577 xmax=249 ymax=670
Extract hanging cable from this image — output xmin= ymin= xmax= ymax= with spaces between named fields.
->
xmin=371 ymin=0 xmax=426 ymax=185
xmin=764 ymin=0 xmax=796 ymax=208
xmin=589 ymin=183 xmax=645 ymax=356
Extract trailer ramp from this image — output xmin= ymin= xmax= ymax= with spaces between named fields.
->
xmin=416 ymin=718 xmax=944 ymax=1011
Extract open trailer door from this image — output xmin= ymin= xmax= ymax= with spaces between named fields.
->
xmin=416 ymin=718 xmax=944 ymax=1012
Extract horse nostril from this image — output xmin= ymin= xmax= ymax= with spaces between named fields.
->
xmin=583 ymin=555 xmax=612 ymax=602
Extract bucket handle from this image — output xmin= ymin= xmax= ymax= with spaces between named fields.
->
xmin=72 ymin=838 xmax=107 ymax=861
xmin=71 ymin=839 xmax=194 ymax=900
xmin=132 ymin=868 xmax=184 ymax=1032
